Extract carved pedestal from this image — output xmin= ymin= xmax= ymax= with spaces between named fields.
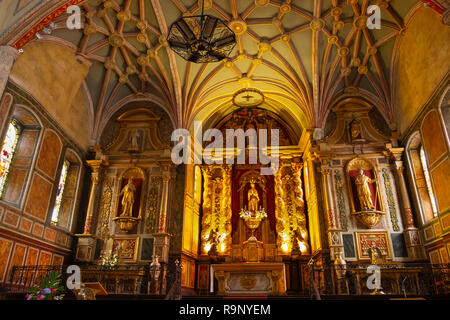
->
xmin=152 ymin=232 xmax=172 ymax=263
xmin=75 ymin=234 xmax=97 ymax=262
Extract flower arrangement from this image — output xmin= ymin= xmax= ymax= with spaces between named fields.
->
xmin=26 ymin=272 xmax=65 ymax=300
xmin=239 ymin=206 xmax=268 ymax=219
xmin=101 ymin=253 xmax=119 ymax=270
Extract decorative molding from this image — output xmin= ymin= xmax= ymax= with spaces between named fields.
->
xmin=382 ymin=168 xmax=401 ymax=232
xmin=334 ymin=171 xmax=348 ymax=232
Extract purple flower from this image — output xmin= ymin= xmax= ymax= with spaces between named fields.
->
xmin=42 ymin=288 xmax=51 ymax=295
xmin=26 ymin=295 xmax=32 ymax=300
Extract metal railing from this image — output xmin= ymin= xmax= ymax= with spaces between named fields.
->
xmin=3 ymin=262 xmax=182 ymax=298
xmin=308 ymin=261 xmax=450 ymax=298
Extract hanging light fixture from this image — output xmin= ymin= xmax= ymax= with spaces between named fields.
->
xmin=167 ymin=0 xmax=236 ymax=63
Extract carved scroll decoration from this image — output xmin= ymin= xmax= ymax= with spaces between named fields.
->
xmin=144 ymin=176 xmax=162 ymax=234
xmin=334 ymin=171 xmax=348 ymax=232
xmin=382 ymin=168 xmax=400 ymax=232
xmin=97 ymin=177 xmax=113 ymax=239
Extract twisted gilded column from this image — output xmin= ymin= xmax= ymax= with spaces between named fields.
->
xmin=199 ymin=165 xmax=232 ymax=256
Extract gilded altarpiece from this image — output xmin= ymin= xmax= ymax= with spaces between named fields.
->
xmin=316 ymin=98 xmax=422 ymax=262
xmin=77 ymin=106 xmax=176 ymax=267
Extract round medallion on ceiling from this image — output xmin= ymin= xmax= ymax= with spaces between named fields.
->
xmin=354 ymin=16 xmax=368 ymax=29
xmin=255 ymin=0 xmax=270 ymax=7
xmin=233 ymin=88 xmax=265 ymax=108
xmin=229 ymin=20 xmax=247 ymax=36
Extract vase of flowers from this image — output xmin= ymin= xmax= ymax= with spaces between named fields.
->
xmin=26 ymin=272 xmax=65 ymax=300
xmin=101 ymin=253 xmax=119 ymax=270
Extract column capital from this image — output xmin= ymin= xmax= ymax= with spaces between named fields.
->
xmin=383 ymin=146 xmax=404 ymax=162
xmin=86 ymin=159 xmax=109 ymax=172
xmin=0 ymin=45 xmax=20 ymax=60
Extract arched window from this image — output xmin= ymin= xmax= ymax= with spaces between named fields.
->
xmin=407 ymin=132 xmax=439 ymax=224
xmin=51 ymin=160 xmax=70 ymax=224
xmin=419 ymin=147 xmax=438 ymax=216
xmin=50 ymin=149 xmax=81 ymax=230
xmin=0 ymin=120 xmax=20 ymax=197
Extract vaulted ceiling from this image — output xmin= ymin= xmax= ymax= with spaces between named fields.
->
xmin=1 ymin=0 xmax=440 ymax=143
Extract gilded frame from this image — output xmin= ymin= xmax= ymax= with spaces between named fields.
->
xmin=111 ymin=236 xmax=139 ymax=262
xmin=355 ymin=231 xmax=392 ymax=261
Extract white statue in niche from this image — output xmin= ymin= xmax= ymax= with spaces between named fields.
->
xmin=129 ymin=129 xmax=142 ymax=151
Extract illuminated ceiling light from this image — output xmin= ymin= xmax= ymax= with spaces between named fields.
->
xmin=167 ymin=0 xmax=236 ymax=63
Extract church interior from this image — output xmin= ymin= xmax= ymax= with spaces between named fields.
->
xmin=0 ymin=0 xmax=449 ymax=300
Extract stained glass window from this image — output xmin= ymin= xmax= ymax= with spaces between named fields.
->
xmin=51 ymin=160 xmax=70 ymax=224
xmin=0 ymin=121 xmax=20 ymax=197
xmin=420 ymin=147 xmax=438 ymax=216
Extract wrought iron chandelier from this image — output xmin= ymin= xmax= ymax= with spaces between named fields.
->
xmin=167 ymin=0 xmax=236 ymax=63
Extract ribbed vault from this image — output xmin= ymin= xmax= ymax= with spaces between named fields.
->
xmin=0 ymin=0 xmax=435 ymax=144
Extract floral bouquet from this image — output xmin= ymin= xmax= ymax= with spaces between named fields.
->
xmin=26 ymin=272 xmax=65 ymax=300
xmin=101 ymin=253 xmax=119 ymax=270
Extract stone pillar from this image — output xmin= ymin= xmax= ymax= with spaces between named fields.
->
xmin=320 ymin=161 xmax=344 ymax=261
xmin=75 ymin=159 xmax=108 ymax=262
xmin=157 ymin=173 xmax=171 ymax=233
xmin=153 ymin=170 xmax=173 ymax=265
xmin=0 ymin=46 xmax=19 ymax=99
xmin=386 ymin=147 xmax=426 ymax=260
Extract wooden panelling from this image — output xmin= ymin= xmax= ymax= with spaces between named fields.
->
xmin=24 ymin=173 xmax=53 ymax=222
xmin=431 ymin=159 xmax=450 ymax=213
xmin=0 ymin=238 xmax=13 ymax=282
xmin=35 ymin=129 xmax=62 ymax=179
xmin=421 ymin=110 xmax=447 ymax=165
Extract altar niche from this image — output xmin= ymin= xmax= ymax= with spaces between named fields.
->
xmin=113 ymin=166 xmax=146 ymax=233
xmin=231 ymin=170 xmax=276 ymax=262
xmin=345 ymin=157 xmax=385 ymax=229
